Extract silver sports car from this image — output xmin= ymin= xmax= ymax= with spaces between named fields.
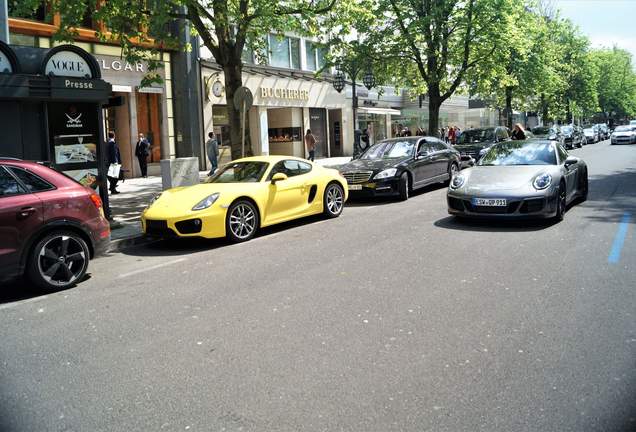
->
xmin=447 ymin=140 xmax=588 ymax=220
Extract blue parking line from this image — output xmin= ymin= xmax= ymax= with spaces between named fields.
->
xmin=608 ymin=213 xmax=632 ymax=264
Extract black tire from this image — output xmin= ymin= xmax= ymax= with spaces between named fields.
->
xmin=27 ymin=230 xmax=90 ymax=291
xmin=323 ymin=182 xmax=345 ymax=218
xmin=226 ymin=199 xmax=259 ymax=242
xmin=554 ymin=182 xmax=567 ymax=222
xmin=578 ymin=168 xmax=588 ymax=202
xmin=398 ymin=172 xmax=409 ymax=201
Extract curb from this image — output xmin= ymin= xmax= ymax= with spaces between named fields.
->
xmin=107 ymin=234 xmax=158 ymax=253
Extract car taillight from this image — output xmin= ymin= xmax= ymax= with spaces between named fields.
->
xmin=89 ymin=193 xmax=102 ymax=209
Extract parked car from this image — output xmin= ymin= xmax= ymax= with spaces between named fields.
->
xmin=337 ymin=137 xmax=461 ymax=201
xmin=447 ymin=140 xmax=588 ymax=221
xmin=560 ymin=125 xmax=585 ymax=149
xmin=0 ymin=159 xmax=110 ymax=290
xmin=630 ymin=120 xmax=636 ymax=128
xmin=583 ymin=127 xmax=599 ymax=143
xmin=142 ymin=156 xmax=347 ymax=243
xmin=530 ymin=125 xmax=562 ymax=141
xmin=454 ymin=126 xmax=510 ymax=161
xmin=610 ymin=125 xmax=636 ymax=144
xmin=594 ymin=124 xmax=609 ymax=140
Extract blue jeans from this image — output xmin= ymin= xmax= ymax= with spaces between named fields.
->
xmin=209 ymin=158 xmax=218 ymax=175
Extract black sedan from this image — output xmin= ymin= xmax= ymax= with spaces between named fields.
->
xmin=560 ymin=125 xmax=584 ymax=149
xmin=338 ymin=137 xmax=461 ymax=200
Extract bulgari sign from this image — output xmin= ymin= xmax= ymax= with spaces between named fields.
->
xmin=97 ymin=58 xmax=146 ymax=73
xmin=260 ymin=87 xmax=309 ymax=101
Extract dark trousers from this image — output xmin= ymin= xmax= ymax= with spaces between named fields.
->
xmin=308 ymin=150 xmax=315 ymax=162
xmin=137 ymin=156 xmax=148 ymax=177
xmin=107 ymin=176 xmax=119 ymax=192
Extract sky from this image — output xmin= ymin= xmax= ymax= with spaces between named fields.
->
xmin=553 ymin=0 xmax=636 ymax=64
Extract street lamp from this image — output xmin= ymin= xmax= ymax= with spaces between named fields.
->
xmin=332 ymin=60 xmax=376 ymax=157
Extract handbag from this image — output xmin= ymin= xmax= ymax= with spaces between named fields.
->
xmin=107 ymin=163 xmax=121 ymax=178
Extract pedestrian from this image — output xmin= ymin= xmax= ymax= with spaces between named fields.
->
xmin=107 ymin=131 xmax=121 ymax=194
xmin=134 ymin=132 xmax=151 ymax=178
xmin=206 ymin=131 xmax=219 ymax=175
xmin=511 ymin=123 xmax=526 ymax=140
xmin=455 ymin=126 xmax=461 ymax=140
xmin=448 ymin=126 xmax=456 ymax=145
xmin=305 ymin=129 xmax=317 ymax=161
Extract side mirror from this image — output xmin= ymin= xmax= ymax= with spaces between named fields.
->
xmin=564 ymin=156 xmax=577 ymax=167
xmin=271 ymin=173 xmax=288 ymax=184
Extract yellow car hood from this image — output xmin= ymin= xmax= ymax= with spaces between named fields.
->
xmin=148 ymin=182 xmax=263 ymax=215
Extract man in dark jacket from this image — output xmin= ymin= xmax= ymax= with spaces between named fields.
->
xmin=107 ymin=131 xmax=121 ymax=194
xmin=135 ymin=132 xmax=151 ymax=178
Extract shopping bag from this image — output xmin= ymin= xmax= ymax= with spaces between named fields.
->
xmin=107 ymin=163 xmax=121 ymax=178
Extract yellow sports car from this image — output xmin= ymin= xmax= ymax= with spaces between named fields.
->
xmin=141 ymin=156 xmax=348 ymax=242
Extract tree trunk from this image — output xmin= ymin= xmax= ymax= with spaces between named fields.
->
xmin=540 ymin=94 xmax=549 ymax=124
xmin=505 ymin=87 xmax=513 ymax=130
xmin=223 ymin=62 xmax=246 ymax=160
xmin=427 ymin=86 xmax=442 ymax=137
xmin=565 ymin=99 xmax=572 ymax=124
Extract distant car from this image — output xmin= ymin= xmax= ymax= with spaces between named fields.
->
xmin=0 ymin=159 xmax=110 ymax=290
xmin=610 ymin=125 xmax=636 ymax=145
xmin=454 ymin=126 xmax=510 ymax=161
xmin=560 ymin=125 xmax=585 ymax=149
xmin=594 ymin=124 xmax=609 ymax=140
xmin=338 ymin=137 xmax=461 ymax=201
xmin=447 ymin=140 xmax=588 ymax=221
xmin=142 ymin=156 xmax=347 ymax=243
xmin=531 ymin=125 xmax=563 ymax=141
xmin=583 ymin=127 xmax=599 ymax=143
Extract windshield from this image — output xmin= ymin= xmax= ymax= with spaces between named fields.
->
xmin=360 ymin=140 xmax=416 ymax=160
xmin=206 ymin=162 xmax=268 ymax=183
xmin=479 ymin=141 xmax=557 ymax=166
xmin=615 ymin=126 xmax=632 ymax=132
xmin=457 ymin=129 xmax=495 ymax=144
xmin=561 ymin=126 xmax=573 ymax=133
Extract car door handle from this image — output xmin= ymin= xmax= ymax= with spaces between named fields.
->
xmin=17 ymin=207 xmax=37 ymax=220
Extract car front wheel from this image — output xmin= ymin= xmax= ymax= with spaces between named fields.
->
xmin=323 ymin=183 xmax=344 ymax=218
xmin=27 ymin=231 xmax=90 ymax=291
xmin=554 ymin=183 xmax=567 ymax=221
xmin=398 ymin=172 xmax=410 ymax=201
xmin=226 ymin=200 xmax=259 ymax=242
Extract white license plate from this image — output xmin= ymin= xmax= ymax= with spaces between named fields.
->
xmin=348 ymin=184 xmax=363 ymax=191
xmin=473 ymin=198 xmax=507 ymax=207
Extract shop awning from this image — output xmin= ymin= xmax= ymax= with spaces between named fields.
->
xmin=358 ymin=107 xmax=401 ymax=116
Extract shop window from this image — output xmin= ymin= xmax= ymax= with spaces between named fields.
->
xmin=8 ymin=0 xmax=47 ymax=21
xmin=305 ymin=41 xmax=327 ymax=72
xmin=241 ymin=48 xmax=254 ymax=64
xmin=268 ymin=34 xmax=300 ymax=70
xmin=8 ymin=33 xmax=37 ymax=47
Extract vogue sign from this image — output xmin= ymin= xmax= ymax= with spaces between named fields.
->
xmin=45 ymin=51 xmax=93 ymax=78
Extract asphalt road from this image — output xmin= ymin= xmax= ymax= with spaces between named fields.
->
xmin=1 ymin=140 xmax=635 ymax=432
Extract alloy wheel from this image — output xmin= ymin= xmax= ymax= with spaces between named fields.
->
xmin=229 ymin=203 xmax=256 ymax=240
xmin=37 ymin=235 xmax=87 ymax=287
xmin=326 ymin=184 xmax=344 ymax=215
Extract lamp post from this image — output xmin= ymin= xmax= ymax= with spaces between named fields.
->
xmin=332 ymin=59 xmax=375 ymax=158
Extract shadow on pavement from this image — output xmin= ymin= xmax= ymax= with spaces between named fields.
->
xmin=434 ymin=215 xmax=555 ymax=233
xmin=582 ymin=168 xmax=636 ymax=225
xmin=346 ymin=181 xmax=447 ymax=207
xmin=0 ymin=277 xmax=76 ymax=305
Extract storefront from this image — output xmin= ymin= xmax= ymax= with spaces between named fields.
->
xmin=0 ymin=42 xmax=112 ymax=212
xmin=201 ymin=62 xmax=350 ymax=164
xmin=94 ymin=51 xmax=173 ymax=178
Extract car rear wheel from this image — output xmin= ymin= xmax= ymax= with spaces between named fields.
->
xmin=27 ymin=231 xmax=90 ymax=291
xmin=323 ymin=183 xmax=344 ymax=218
xmin=226 ymin=200 xmax=259 ymax=242
xmin=398 ymin=172 xmax=409 ymax=201
xmin=555 ymin=183 xmax=567 ymax=221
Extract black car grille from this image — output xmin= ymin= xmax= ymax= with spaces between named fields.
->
xmin=461 ymin=149 xmax=481 ymax=159
xmin=464 ymin=200 xmax=520 ymax=214
xmin=145 ymin=219 xmax=177 ymax=237
xmin=342 ymin=171 xmax=373 ymax=184
xmin=175 ymin=219 xmax=203 ymax=234
xmin=520 ymin=198 xmax=545 ymax=213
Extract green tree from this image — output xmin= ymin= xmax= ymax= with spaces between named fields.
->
xmin=16 ymin=0 xmax=353 ymax=159
xmin=589 ymin=47 xmax=636 ymax=122
xmin=365 ymin=0 xmax=515 ymax=135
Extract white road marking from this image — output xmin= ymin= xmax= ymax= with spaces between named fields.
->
xmin=0 ymin=295 xmax=49 ymax=311
xmin=117 ymin=258 xmax=187 ymax=279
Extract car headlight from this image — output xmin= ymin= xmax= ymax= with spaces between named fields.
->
xmin=450 ymin=173 xmax=465 ymax=189
xmin=374 ymin=168 xmax=398 ymax=180
xmin=533 ymin=173 xmax=552 ymax=190
xmin=192 ymin=193 xmax=220 ymax=211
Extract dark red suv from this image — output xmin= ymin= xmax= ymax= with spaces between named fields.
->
xmin=0 ymin=159 xmax=110 ymax=291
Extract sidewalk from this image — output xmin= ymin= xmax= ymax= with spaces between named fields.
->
xmin=106 ymin=156 xmax=353 ymax=250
